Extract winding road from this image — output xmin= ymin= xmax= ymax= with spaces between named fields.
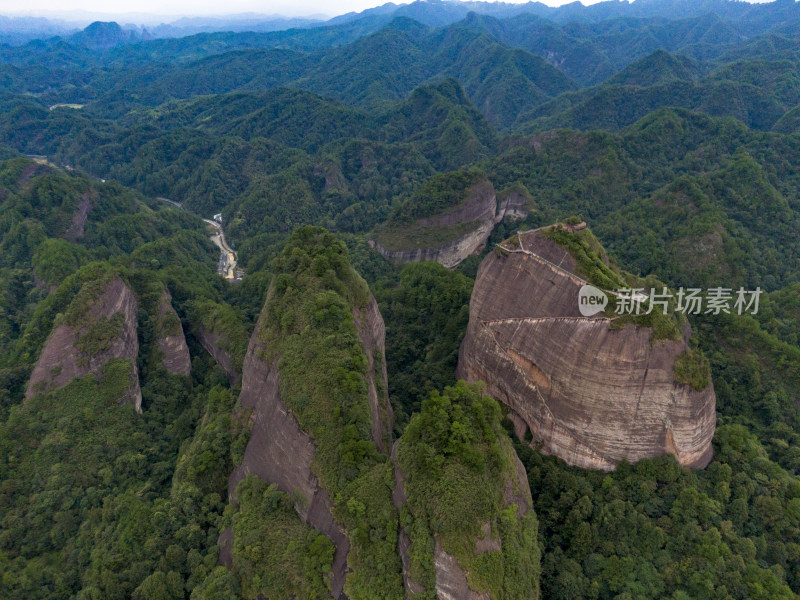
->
xmin=203 ymin=219 xmax=239 ymax=280
xmin=154 ymin=196 xmax=240 ymax=280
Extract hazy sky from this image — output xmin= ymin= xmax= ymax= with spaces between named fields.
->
xmin=0 ymin=0 xmax=592 ymax=21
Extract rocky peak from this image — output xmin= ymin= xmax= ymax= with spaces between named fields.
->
xmin=156 ymin=290 xmax=191 ymax=376
xmin=26 ymin=276 xmax=142 ymax=412
xmin=223 ymin=289 xmax=351 ymax=596
xmin=218 ymin=227 xmax=398 ymax=598
xmin=457 ymin=227 xmax=716 ymax=470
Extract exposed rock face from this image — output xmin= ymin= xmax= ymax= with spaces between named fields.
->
xmin=26 ymin=277 xmax=142 ymax=412
xmin=198 ymin=325 xmax=239 ymax=386
xmin=496 ymin=188 xmax=530 ymax=222
xmin=352 ymin=295 xmax=393 ymax=453
xmin=415 ymin=179 xmax=498 ymax=230
xmin=223 ymin=287 xmax=351 ymax=598
xmin=457 ymin=229 xmax=716 ymax=470
xmin=370 ymin=179 xmax=529 ymax=269
xmin=369 ymin=226 xmax=494 ymax=270
xmin=156 ymin=291 xmax=191 ymax=376
xmin=433 ymin=540 xmax=491 ymax=600
xmin=64 ymin=192 xmax=92 ymax=242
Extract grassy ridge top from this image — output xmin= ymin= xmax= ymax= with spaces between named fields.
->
xmin=257 ymin=226 xmax=403 ymax=598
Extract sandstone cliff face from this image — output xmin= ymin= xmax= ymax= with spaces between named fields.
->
xmin=496 ymin=189 xmax=529 ymax=222
xmin=26 ymin=277 xmax=142 ymax=412
xmin=156 ymin=291 xmax=191 ymax=376
xmin=352 ymin=295 xmax=393 ymax=453
xmin=198 ymin=326 xmax=239 ymax=386
xmin=369 ymin=225 xmax=495 ymax=270
xmin=415 ymin=179 xmax=498 ymax=229
xmin=223 ymin=287 xmax=350 ymax=598
xmin=457 ymin=229 xmax=716 ymax=470
xmin=370 ymin=180 xmax=529 ymax=269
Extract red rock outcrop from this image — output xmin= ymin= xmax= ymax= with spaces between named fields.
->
xmin=456 ymin=229 xmax=716 ymax=470
xmin=222 ymin=285 xmax=350 ymax=598
xmin=198 ymin=325 xmax=239 ymax=386
xmin=156 ymin=291 xmax=191 ymax=376
xmin=370 ymin=179 xmax=529 ymax=269
xmin=26 ymin=277 xmax=142 ymax=412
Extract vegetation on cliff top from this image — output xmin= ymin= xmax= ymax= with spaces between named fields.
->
xmin=375 ymin=261 xmax=473 ymax=430
xmin=539 ymin=225 xmax=625 ymax=291
xmin=256 ymin=226 xmax=403 ymax=598
xmin=3 ymin=4 xmax=800 ymax=597
xmin=227 ymin=475 xmax=335 ymax=599
xmin=538 ymin=224 xmax=684 ymax=342
xmin=397 ymin=381 xmax=540 ymax=599
xmin=372 ymin=167 xmax=488 ymax=251
xmin=386 ymin=167 xmax=486 ymax=226
xmin=674 ymin=348 xmax=712 ymax=391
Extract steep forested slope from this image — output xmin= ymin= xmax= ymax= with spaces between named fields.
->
xmin=0 ymin=160 xmax=261 ymax=598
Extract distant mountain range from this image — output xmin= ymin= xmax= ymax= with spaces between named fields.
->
xmin=4 ymin=0 xmax=800 ymax=45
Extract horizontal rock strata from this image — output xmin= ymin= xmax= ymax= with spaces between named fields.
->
xmin=457 ymin=229 xmax=716 ymax=470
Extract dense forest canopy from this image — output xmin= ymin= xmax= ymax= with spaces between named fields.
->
xmin=1 ymin=0 xmax=800 ymax=598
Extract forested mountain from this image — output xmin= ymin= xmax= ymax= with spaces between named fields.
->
xmin=1 ymin=0 xmax=800 ymax=598
xmin=4 ymin=0 xmax=800 ymax=124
